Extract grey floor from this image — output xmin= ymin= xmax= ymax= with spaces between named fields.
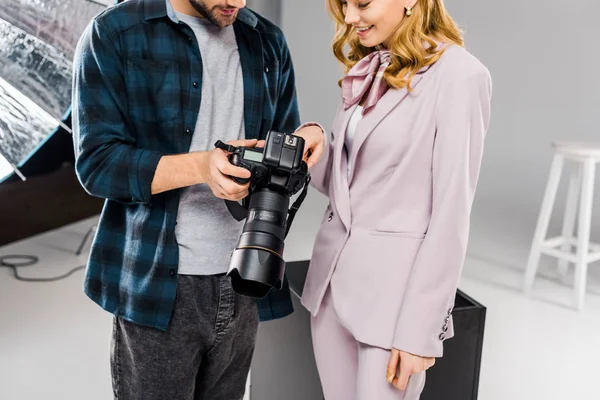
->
xmin=1 ymin=197 xmax=599 ymax=400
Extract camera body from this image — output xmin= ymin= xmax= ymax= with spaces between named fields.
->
xmin=228 ymin=131 xmax=307 ymax=196
xmin=215 ymin=131 xmax=310 ymax=298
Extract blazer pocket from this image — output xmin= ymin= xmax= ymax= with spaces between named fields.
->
xmin=369 ymin=230 xmax=425 ymax=240
xmin=125 ymin=59 xmax=180 ymax=123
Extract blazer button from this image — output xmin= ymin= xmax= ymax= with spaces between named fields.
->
xmin=328 ymin=212 xmax=333 ymax=222
xmin=192 ymin=81 xmax=199 ymax=88
xmin=169 ymin=269 xmax=176 ymax=277
xmin=264 ymin=66 xmax=269 ymax=73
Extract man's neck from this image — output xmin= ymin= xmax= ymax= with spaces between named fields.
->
xmin=169 ymin=0 xmax=204 ymax=18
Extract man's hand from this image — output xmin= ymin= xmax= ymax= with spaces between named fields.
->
xmin=386 ymin=349 xmax=435 ymax=391
xmin=292 ymin=125 xmax=326 ymax=169
xmin=197 ymin=138 xmax=260 ymax=201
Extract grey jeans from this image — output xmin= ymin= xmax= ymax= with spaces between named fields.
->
xmin=110 ymin=274 xmax=259 ymax=400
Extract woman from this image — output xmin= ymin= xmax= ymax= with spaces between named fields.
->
xmin=294 ymin=0 xmax=492 ymax=399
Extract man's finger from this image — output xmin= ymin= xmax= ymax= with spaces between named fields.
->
xmin=221 ymin=176 xmax=250 ymax=196
xmin=227 ymin=138 xmax=259 ymax=148
xmin=386 ymin=350 xmax=400 ymax=383
xmin=212 ymin=177 xmax=233 ymax=199
xmin=209 ymin=169 xmax=247 ymax=196
xmin=256 ymin=140 xmax=266 ymax=148
xmin=224 ymin=189 xmax=249 ymax=202
xmin=212 ymin=150 xmax=251 ymax=179
xmin=219 ymin=162 xmax=252 ymax=179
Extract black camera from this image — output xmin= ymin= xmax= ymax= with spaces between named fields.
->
xmin=214 ymin=131 xmax=311 ymax=298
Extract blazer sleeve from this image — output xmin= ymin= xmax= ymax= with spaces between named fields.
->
xmin=392 ymin=67 xmax=492 ymax=358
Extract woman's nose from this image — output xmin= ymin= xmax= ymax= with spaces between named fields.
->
xmin=344 ymin=5 xmax=360 ymax=25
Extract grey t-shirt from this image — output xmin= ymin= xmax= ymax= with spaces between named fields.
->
xmin=174 ymin=10 xmax=246 ymax=275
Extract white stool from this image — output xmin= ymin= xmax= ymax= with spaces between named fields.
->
xmin=524 ymin=142 xmax=600 ymax=310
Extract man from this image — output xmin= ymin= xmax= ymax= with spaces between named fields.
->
xmin=72 ymin=0 xmax=324 ymax=398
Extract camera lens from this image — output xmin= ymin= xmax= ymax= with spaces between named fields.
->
xmin=227 ymin=188 xmax=290 ymax=298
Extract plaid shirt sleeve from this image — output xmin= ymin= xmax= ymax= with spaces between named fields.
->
xmin=272 ymin=33 xmax=301 ymax=134
xmin=72 ymin=19 xmax=163 ymax=205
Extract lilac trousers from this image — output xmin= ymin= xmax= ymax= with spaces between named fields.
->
xmin=310 ymin=288 xmax=426 ymax=400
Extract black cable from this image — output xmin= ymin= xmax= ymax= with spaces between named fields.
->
xmin=0 ymin=255 xmax=85 ymax=282
xmin=84 ymin=0 xmax=111 ymax=7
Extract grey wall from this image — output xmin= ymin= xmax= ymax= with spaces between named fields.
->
xmin=279 ymin=0 xmax=600 ymax=260
xmin=246 ymin=0 xmax=281 ymax=25
xmin=444 ymin=1 xmax=600 ymax=235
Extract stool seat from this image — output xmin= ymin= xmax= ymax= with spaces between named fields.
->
xmin=553 ymin=141 xmax=600 ymax=158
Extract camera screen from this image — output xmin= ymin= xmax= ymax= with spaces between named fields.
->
xmin=243 ymin=150 xmax=263 ymax=162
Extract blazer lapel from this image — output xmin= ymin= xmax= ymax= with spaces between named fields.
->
xmin=331 ymin=59 xmax=436 ymax=227
xmin=347 ymin=74 xmax=425 ymax=184
xmin=332 ymin=103 xmax=358 ymax=230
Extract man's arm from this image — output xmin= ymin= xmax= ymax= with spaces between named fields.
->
xmin=150 ymin=153 xmax=206 ymax=195
xmin=151 ymin=139 xmax=258 ymax=200
xmin=72 ymin=19 xmax=163 ymax=204
xmin=72 ymin=19 xmax=253 ymax=202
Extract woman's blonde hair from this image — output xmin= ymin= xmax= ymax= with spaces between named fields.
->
xmin=326 ymin=0 xmax=464 ymax=89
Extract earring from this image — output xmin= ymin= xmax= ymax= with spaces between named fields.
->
xmin=405 ymin=6 xmax=412 ymax=16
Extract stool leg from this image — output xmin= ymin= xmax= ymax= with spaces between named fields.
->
xmin=573 ymin=159 xmax=595 ymax=310
xmin=524 ymin=154 xmax=564 ymax=293
xmin=558 ymin=163 xmax=582 ymax=278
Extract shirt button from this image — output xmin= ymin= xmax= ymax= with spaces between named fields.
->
xmin=193 ymin=81 xmax=199 ymax=88
xmin=187 ymin=36 xmax=193 ymax=42
xmin=169 ymin=269 xmax=176 ymax=277
xmin=328 ymin=212 xmax=333 ymax=222
xmin=185 ymin=129 xmax=191 ymax=135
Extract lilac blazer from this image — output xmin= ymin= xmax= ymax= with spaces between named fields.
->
xmin=302 ymin=44 xmax=492 ymax=358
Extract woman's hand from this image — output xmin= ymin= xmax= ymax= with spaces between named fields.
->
xmin=292 ymin=124 xmax=326 ymax=169
xmin=386 ymin=348 xmax=435 ymax=390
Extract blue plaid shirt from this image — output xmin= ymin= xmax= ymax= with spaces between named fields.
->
xmin=72 ymin=0 xmax=300 ymax=330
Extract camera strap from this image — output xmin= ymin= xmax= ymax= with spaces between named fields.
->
xmin=284 ymin=174 xmax=312 ymax=239
xmin=225 ymin=199 xmax=249 ymax=222
xmin=214 ymin=140 xmax=237 ymax=153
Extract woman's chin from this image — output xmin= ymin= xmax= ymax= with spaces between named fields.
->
xmin=358 ymin=36 xmax=381 ymax=49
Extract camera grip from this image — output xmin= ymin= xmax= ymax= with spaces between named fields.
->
xmin=228 ymin=153 xmax=251 ymax=185
xmin=233 ymin=176 xmax=250 ymax=185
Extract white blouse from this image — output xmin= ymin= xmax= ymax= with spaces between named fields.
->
xmin=344 ymin=105 xmax=363 ymax=177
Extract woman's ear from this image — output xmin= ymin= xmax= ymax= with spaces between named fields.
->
xmin=405 ymin=0 xmax=418 ymax=9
